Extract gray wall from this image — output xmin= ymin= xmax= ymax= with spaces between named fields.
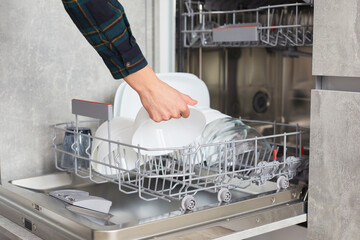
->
xmin=309 ymin=90 xmax=360 ymax=239
xmin=0 ymin=0 xmax=152 ymax=182
xmin=313 ymin=0 xmax=360 ymax=77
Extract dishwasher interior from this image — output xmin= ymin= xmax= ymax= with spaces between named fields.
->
xmin=0 ymin=114 xmax=310 ymax=239
xmin=0 ymin=1 xmax=313 ymax=239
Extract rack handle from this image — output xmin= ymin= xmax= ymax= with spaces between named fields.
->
xmin=273 ymin=149 xmax=277 ymax=160
xmin=72 ymin=99 xmax=113 ymax=121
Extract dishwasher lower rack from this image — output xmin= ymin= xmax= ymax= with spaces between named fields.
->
xmin=182 ymin=1 xmax=313 ymax=48
xmin=51 ymin=119 xmax=309 ymax=210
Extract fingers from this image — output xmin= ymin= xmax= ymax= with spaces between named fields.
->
xmin=180 ymin=106 xmax=190 ymax=118
xmin=152 ymin=116 xmax=163 ymax=123
xmin=139 ymin=83 xmax=197 ymax=122
xmin=152 ymin=101 xmax=193 ymax=121
xmin=180 ymin=94 xmax=196 ymax=119
xmin=150 ymin=108 xmax=189 ymax=121
xmin=150 ymin=109 xmax=177 ymax=122
xmin=182 ymin=94 xmax=198 ymax=106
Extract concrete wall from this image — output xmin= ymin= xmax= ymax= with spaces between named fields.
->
xmin=0 ymin=0 xmax=152 ymax=182
xmin=309 ymin=90 xmax=360 ymax=239
xmin=313 ymin=0 xmax=360 ymax=77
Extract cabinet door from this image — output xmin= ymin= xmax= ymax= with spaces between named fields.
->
xmin=313 ymin=0 xmax=360 ymax=77
xmin=309 ymin=90 xmax=360 ymax=239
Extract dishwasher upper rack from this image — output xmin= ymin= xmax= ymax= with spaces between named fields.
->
xmin=182 ymin=1 xmax=313 ymax=48
xmin=51 ymin=117 xmax=309 ymax=211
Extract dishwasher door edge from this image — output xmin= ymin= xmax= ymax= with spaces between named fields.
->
xmin=0 ymin=185 xmax=91 ymax=240
xmin=0 ymin=183 xmax=306 ymax=240
xmin=93 ymin=187 xmax=306 ymax=239
xmin=218 ymin=213 xmax=307 ymax=239
xmin=148 ymin=201 xmax=306 ymax=240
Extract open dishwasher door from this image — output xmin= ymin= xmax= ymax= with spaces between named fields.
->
xmin=1 ymin=115 xmax=309 ymax=240
xmin=2 ymin=174 xmax=307 ymax=240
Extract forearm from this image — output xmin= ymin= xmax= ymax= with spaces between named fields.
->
xmin=61 ymin=0 xmax=147 ymax=79
xmin=124 ymin=65 xmax=158 ymax=93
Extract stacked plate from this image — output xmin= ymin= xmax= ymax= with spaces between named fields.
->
xmin=91 ymin=107 xmax=230 ymax=175
xmin=91 ymin=72 xmax=270 ymax=177
xmin=91 ymin=118 xmax=137 ymax=176
xmin=92 ymin=73 xmax=229 ymax=176
xmin=199 ymin=118 xmax=272 ymax=167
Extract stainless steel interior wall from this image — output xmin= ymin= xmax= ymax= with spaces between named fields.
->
xmin=282 ymin=47 xmax=313 ymax=126
xmin=0 ymin=0 xmax=152 ymax=182
xmin=184 ymin=47 xmax=314 ymax=126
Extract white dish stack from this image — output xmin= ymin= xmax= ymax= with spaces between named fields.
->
xmin=91 ymin=73 xmax=230 ymax=176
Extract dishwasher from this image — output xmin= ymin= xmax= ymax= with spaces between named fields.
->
xmin=0 ymin=1 xmax=312 ymax=239
xmin=0 ymin=98 xmax=309 ymax=240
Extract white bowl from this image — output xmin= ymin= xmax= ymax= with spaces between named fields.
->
xmin=131 ymin=107 xmax=206 ymax=156
xmin=114 ymin=73 xmax=211 ymax=120
xmin=91 ymin=118 xmax=137 ymax=176
xmin=196 ymin=107 xmax=230 ymax=124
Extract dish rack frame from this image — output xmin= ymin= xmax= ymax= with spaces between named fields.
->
xmin=181 ymin=1 xmax=313 ymax=48
xmin=51 ymin=100 xmax=309 ymax=211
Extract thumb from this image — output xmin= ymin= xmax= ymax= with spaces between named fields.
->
xmin=182 ymin=94 xmax=198 ymax=106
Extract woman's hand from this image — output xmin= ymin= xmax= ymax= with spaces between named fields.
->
xmin=124 ymin=65 xmax=198 ymax=122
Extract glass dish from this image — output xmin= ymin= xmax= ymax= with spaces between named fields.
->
xmin=61 ymin=127 xmax=92 ymax=171
xmin=198 ymin=118 xmax=271 ymax=168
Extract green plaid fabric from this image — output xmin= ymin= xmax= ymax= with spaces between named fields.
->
xmin=62 ymin=0 xmax=148 ymax=79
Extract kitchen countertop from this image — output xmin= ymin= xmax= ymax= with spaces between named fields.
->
xmin=0 ymin=214 xmax=42 ymax=240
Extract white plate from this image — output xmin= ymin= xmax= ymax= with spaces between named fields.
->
xmin=91 ymin=118 xmax=137 ymax=176
xmin=113 ymin=82 xmax=127 ymax=118
xmin=92 ymin=127 xmax=138 ymax=176
xmin=91 ymin=117 xmax=133 ymax=156
xmin=114 ymin=73 xmax=210 ymax=120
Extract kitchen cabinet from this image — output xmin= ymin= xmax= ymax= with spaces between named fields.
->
xmin=309 ymin=90 xmax=360 ymax=239
xmin=312 ymin=0 xmax=360 ymax=77
xmin=310 ymin=1 xmax=360 ymax=239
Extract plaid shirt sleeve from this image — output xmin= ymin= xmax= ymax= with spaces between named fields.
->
xmin=61 ymin=0 xmax=148 ymax=79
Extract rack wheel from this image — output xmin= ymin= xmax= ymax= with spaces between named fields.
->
xmin=277 ymin=176 xmax=289 ymax=190
xmin=181 ymin=195 xmax=196 ymax=211
xmin=218 ymin=188 xmax=232 ymax=203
